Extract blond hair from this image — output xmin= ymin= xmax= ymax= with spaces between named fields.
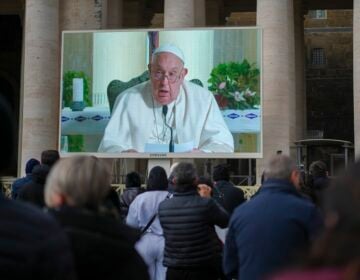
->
xmin=45 ymin=156 xmax=111 ymax=209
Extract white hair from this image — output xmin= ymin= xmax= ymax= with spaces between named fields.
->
xmin=45 ymin=156 xmax=111 ymax=209
xmin=264 ymin=154 xmax=297 ymax=181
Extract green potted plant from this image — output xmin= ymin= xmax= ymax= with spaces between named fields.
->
xmin=208 ymin=60 xmax=261 ymax=135
xmin=208 ymin=59 xmax=260 ymax=110
xmin=62 ymin=71 xmax=92 ymax=107
xmin=62 ymin=71 xmax=92 ymax=152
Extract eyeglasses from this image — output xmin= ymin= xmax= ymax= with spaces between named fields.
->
xmin=151 ymin=69 xmax=183 ymax=83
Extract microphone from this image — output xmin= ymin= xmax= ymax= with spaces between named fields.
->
xmin=162 ymin=105 xmax=174 ymax=152
xmin=162 ymin=104 xmax=168 ymax=117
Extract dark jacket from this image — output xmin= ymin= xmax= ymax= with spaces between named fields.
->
xmin=11 ymin=174 xmax=32 ymax=199
xmin=49 ymin=206 xmax=149 ymax=280
xmin=310 ymin=176 xmax=331 ymax=205
xmin=0 ymin=194 xmax=76 ymax=279
xmin=18 ymin=181 xmax=45 ymax=208
xmin=223 ymin=179 xmax=323 ymax=280
xmin=17 ymin=164 xmax=50 ymax=208
xmin=213 ymin=180 xmax=246 ymax=215
xmin=158 ymin=189 xmax=229 ymax=268
xmin=119 ymin=187 xmax=143 ymax=219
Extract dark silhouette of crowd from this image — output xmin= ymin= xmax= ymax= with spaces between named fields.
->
xmin=1 ymin=95 xmax=360 ymax=280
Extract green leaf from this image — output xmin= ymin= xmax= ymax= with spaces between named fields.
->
xmin=208 ymin=59 xmax=260 ymax=110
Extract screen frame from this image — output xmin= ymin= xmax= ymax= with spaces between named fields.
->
xmin=59 ymin=26 xmax=263 ymax=159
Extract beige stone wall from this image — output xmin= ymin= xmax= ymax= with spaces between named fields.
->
xmin=305 ymin=33 xmax=353 ymax=69
xmin=226 ymin=12 xmax=256 ymax=26
xmin=60 ymin=0 xmax=103 ymax=30
xmin=305 ymin=10 xmax=353 ymax=28
xmin=164 ymin=0 xmax=195 ymax=28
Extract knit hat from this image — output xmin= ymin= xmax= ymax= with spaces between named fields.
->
xmin=25 ymin=158 xmax=40 ymax=174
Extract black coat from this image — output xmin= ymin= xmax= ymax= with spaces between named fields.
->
xmin=17 ymin=181 xmax=45 ymax=208
xmin=17 ymin=164 xmax=50 ymax=208
xmin=119 ymin=187 xmax=144 ymax=220
xmin=0 ymin=194 xmax=76 ymax=279
xmin=158 ymin=190 xmax=229 ymax=268
xmin=213 ymin=180 xmax=246 ymax=215
xmin=49 ymin=206 xmax=149 ymax=280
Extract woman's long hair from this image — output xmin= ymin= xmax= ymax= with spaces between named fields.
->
xmin=147 ymin=166 xmax=168 ymax=191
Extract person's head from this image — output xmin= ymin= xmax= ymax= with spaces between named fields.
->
xmin=147 ymin=166 xmax=168 ymax=191
xmin=148 ymin=44 xmax=188 ymax=105
xmin=172 ymin=162 xmax=197 ymax=193
xmin=197 ymin=176 xmax=213 ymax=198
xmin=25 ymin=158 xmax=40 ymax=175
xmin=125 ymin=171 xmax=141 ymax=189
xmin=309 ymin=160 xmax=328 ymax=178
xmin=41 ymin=150 xmax=60 ymax=168
xmin=31 ymin=164 xmax=50 ymax=184
xmin=167 ymin=162 xmax=179 ymax=192
xmin=264 ymin=154 xmax=300 ymax=190
xmin=45 ymin=156 xmax=111 ymax=210
xmin=213 ymin=163 xmax=230 ymax=182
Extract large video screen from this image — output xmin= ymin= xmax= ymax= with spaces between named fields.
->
xmin=59 ymin=27 xmax=262 ymax=158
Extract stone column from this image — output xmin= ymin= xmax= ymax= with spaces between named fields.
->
xmin=60 ymin=0 xmax=103 ymax=30
xmin=294 ymin=0 xmax=306 ymax=145
xmin=354 ymin=0 xmax=360 ymax=157
xmin=164 ymin=0 xmax=195 ymax=28
xmin=256 ymin=0 xmax=296 ymax=181
xmin=19 ymin=0 xmax=60 ymax=175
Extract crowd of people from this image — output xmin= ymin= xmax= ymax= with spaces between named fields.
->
xmin=1 ymin=94 xmax=360 ymax=279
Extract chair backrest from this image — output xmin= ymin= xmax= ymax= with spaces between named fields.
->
xmin=107 ymin=71 xmax=204 ymax=113
xmin=107 ymin=71 xmax=150 ymax=113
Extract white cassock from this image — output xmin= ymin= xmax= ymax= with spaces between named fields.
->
xmin=98 ymin=80 xmax=234 ymax=153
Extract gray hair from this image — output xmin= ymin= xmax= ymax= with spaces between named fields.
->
xmin=264 ymin=154 xmax=297 ymax=181
xmin=172 ymin=162 xmax=197 ymax=191
xmin=45 ymin=156 xmax=111 ymax=209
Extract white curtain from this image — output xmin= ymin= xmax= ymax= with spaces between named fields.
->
xmin=92 ymin=31 xmax=148 ymax=106
xmin=159 ymin=30 xmax=214 ymax=88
